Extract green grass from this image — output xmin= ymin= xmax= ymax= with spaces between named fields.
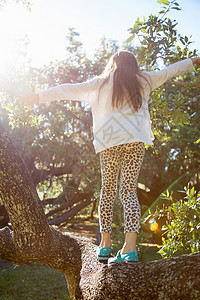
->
xmin=0 ymin=263 xmax=70 ymax=300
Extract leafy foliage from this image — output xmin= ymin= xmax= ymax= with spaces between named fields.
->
xmin=141 ymin=168 xmax=200 ymax=222
xmin=0 ymin=1 xmax=199 ymax=229
xmin=0 ymin=0 xmax=32 ymax=10
xmin=128 ymin=0 xmax=196 ymax=66
xmin=126 ymin=0 xmax=200 ymax=211
xmin=151 ymin=186 xmax=200 ymax=258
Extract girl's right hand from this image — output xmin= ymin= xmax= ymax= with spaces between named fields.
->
xmin=191 ymin=57 xmax=200 ymax=66
xmin=18 ymin=93 xmax=39 ymax=106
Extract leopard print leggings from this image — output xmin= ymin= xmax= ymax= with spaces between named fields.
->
xmin=99 ymin=142 xmax=145 ymax=234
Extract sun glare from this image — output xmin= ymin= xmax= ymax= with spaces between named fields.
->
xmin=0 ymin=3 xmax=29 ymax=76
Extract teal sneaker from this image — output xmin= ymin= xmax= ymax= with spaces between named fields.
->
xmin=108 ymin=250 xmax=139 ymax=264
xmin=97 ymin=246 xmax=113 ymax=261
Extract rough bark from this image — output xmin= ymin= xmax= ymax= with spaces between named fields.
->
xmin=79 ymin=252 xmax=200 ymax=300
xmin=0 ymin=124 xmax=200 ymax=300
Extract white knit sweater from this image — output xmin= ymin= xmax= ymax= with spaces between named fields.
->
xmin=38 ymin=58 xmax=194 ymax=154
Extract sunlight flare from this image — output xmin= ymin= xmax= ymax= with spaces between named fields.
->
xmin=0 ymin=4 xmax=29 ymax=75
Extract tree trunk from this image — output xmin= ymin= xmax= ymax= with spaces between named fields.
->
xmin=0 ymin=124 xmax=200 ymax=300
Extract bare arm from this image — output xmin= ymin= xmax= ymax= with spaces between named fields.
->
xmin=147 ymin=58 xmax=194 ymax=91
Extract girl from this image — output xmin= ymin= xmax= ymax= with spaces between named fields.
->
xmin=21 ymin=52 xmax=200 ymax=264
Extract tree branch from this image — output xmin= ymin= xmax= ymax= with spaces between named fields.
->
xmin=31 ymin=164 xmax=72 ymax=185
xmin=48 ymin=198 xmax=94 ymax=225
xmin=79 ymin=252 xmax=200 ymax=299
xmin=1 ymin=124 xmax=200 ymax=300
xmin=45 ymin=192 xmax=94 ymax=218
xmin=0 ymin=125 xmax=51 ymax=251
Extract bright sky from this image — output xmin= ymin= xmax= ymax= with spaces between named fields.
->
xmin=0 ymin=0 xmax=199 ymax=73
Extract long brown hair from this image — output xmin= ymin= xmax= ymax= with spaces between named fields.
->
xmin=99 ymin=51 xmax=148 ymax=112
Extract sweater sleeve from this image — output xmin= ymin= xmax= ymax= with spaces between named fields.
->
xmin=147 ymin=58 xmax=194 ymax=91
xmin=38 ymin=76 xmax=99 ymax=106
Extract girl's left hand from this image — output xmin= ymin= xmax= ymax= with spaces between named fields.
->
xmin=191 ymin=57 xmax=200 ymax=66
xmin=17 ymin=93 xmax=39 ymax=106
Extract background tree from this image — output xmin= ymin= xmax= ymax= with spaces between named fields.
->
xmin=0 ymin=0 xmax=200 ymax=298
xmin=0 ymin=0 xmax=199 ymax=247
xmin=0 ymin=123 xmax=200 ymax=300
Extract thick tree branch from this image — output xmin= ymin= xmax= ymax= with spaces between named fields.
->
xmin=0 ymin=124 xmax=200 ymax=300
xmin=0 ymin=125 xmax=82 ymax=274
xmin=45 ymin=192 xmax=94 ymax=218
xmin=41 ymin=197 xmax=58 ymax=205
xmin=31 ymin=164 xmax=72 ymax=185
xmin=0 ymin=125 xmax=51 ymax=249
xmin=79 ymin=252 xmax=200 ymax=299
xmin=48 ymin=198 xmax=94 ymax=225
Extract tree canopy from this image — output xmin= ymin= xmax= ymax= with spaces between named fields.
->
xmin=0 ymin=0 xmax=200 ymax=298
xmin=2 ymin=2 xmax=199 ymax=226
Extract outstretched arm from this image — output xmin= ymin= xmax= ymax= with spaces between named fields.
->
xmin=147 ymin=57 xmax=200 ymax=91
xmin=18 ymin=77 xmax=100 ymax=107
xmin=19 ymin=93 xmax=39 ymax=106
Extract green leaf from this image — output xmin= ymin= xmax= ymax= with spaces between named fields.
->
xmin=189 ymin=187 xmax=195 ymax=198
xmin=141 ymin=28 xmax=147 ymax=33
xmin=133 ymin=17 xmax=140 ymax=30
xmin=157 ymin=0 xmax=169 ymax=5
xmin=126 ymin=35 xmax=134 ymax=43
xmin=194 ymin=139 xmax=200 ymax=144
xmin=158 ymin=249 xmax=164 ymax=254
xmin=171 ymin=7 xmax=181 ymax=10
